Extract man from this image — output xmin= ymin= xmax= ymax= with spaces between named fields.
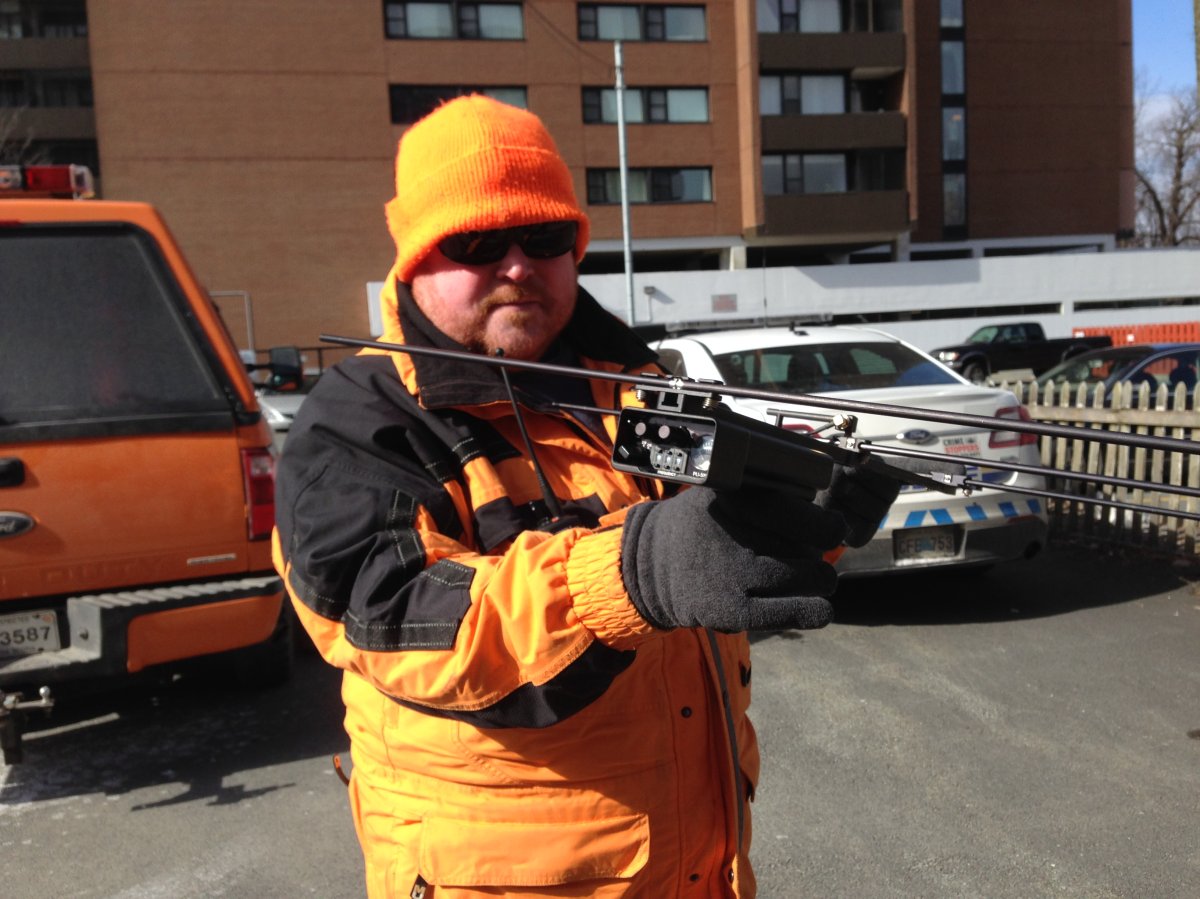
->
xmin=273 ymin=95 xmax=895 ymax=897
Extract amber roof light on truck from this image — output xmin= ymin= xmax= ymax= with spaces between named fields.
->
xmin=0 ymin=163 xmax=96 ymax=199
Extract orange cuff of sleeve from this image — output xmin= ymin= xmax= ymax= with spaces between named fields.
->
xmin=823 ymin=546 xmax=847 ymax=564
xmin=567 ymin=526 xmax=659 ymax=651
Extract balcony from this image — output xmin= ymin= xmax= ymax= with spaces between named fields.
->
xmin=758 ymin=190 xmax=909 ymax=242
xmin=758 ymin=31 xmax=904 ymax=76
xmin=2 ymin=36 xmax=89 ymax=68
xmin=760 ymin=111 xmax=905 ymax=153
xmin=20 ymin=106 xmax=95 ymax=139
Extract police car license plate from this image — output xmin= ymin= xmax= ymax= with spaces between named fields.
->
xmin=894 ymin=526 xmax=957 ymax=561
xmin=0 ymin=610 xmax=60 ymax=658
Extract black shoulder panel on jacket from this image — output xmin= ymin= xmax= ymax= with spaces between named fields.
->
xmin=281 ymin=355 xmax=467 ymax=537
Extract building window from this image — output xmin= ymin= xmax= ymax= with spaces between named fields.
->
xmin=0 ymin=73 xmax=24 ymax=105
xmin=942 ymin=107 xmax=965 ymax=161
xmin=762 ymin=153 xmax=848 ymax=195
xmin=941 ymin=41 xmax=964 ymax=95
xmin=389 ymin=85 xmax=526 ymax=124
xmin=25 ymin=138 xmax=99 ymax=173
xmin=757 ymin=0 xmax=842 ymax=34
xmin=586 ymin=167 xmax=712 ymax=203
xmin=384 ymin=2 xmax=523 ymax=39
xmin=851 ymin=78 xmax=893 ymax=112
xmin=0 ymin=0 xmax=87 ymax=39
xmin=0 ymin=0 xmax=20 ymax=38
xmin=939 ymin=0 xmax=963 ymax=28
xmin=854 ymin=148 xmax=904 ymax=190
xmin=0 ymin=69 xmax=92 ymax=107
xmin=943 ymin=172 xmax=966 ymax=227
xmin=847 ymin=0 xmax=902 ymax=32
xmin=582 ymin=87 xmax=708 ymax=123
xmin=940 ymin=2 xmax=965 ymax=237
xmin=578 ymin=5 xmax=706 ymax=42
xmin=760 ymin=74 xmax=846 ymax=115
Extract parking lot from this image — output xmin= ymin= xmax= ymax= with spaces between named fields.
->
xmin=2 ymin=542 xmax=1199 ymax=898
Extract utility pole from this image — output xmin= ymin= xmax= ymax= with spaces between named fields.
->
xmin=614 ymin=40 xmax=635 ymax=325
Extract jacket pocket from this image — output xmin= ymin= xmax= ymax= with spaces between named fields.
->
xmin=416 ymin=812 xmax=649 ymax=888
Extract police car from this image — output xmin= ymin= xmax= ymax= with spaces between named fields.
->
xmin=650 ymin=326 xmax=1049 ymax=576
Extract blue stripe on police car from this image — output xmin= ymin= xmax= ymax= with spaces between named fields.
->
xmin=897 ymin=498 xmax=1041 ymax=530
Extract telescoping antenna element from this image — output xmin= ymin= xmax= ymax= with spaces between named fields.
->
xmin=319 ymin=334 xmax=1200 ymax=522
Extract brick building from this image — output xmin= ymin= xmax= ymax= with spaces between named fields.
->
xmin=1 ymin=0 xmax=1134 ymax=350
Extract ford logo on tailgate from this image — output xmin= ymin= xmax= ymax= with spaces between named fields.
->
xmin=0 ymin=512 xmax=35 ymax=539
xmin=897 ymin=429 xmax=936 ymax=445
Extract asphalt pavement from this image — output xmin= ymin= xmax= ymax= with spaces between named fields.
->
xmin=2 ymin=541 xmax=1198 ymax=898
xmin=752 ymin=543 xmax=1200 ymax=898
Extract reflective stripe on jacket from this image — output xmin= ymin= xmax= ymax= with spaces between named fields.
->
xmin=273 ymin=285 xmax=760 ymax=897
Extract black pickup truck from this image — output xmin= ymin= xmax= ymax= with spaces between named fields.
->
xmin=932 ymin=322 xmax=1112 ymax=383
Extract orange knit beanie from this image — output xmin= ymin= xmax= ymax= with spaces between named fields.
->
xmin=385 ymin=95 xmax=590 ymax=283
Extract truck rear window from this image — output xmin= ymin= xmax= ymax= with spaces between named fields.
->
xmin=1 ymin=225 xmax=231 ymax=433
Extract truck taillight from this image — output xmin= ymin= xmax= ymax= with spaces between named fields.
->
xmin=989 ymin=406 xmax=1038 ymax=448
xmin=241 ymin=448 xmax=276 ymax=540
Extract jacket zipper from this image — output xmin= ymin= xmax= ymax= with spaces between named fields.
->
xmin=704 ymin=628 xmax=745 ymax=855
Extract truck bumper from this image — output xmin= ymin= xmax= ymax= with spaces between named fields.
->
xmin=0 ymin=574 xmax=283 ymax=688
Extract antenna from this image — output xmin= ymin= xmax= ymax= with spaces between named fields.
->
xmin=494 ymin=350 xmax=564 ymax=523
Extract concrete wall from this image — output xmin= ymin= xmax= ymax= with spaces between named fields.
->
xmin=576 ymin=247 xmax=1200 ymax=351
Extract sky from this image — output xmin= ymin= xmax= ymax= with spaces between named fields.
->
xmin=1133 ymin=0 xmax=1197 ymax=94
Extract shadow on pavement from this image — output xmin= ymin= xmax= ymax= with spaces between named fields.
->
xmin=11 ymin=545 xmax=1194 ymax=802
xmin=825 ymin=542 xmax=1198 ymax=627
xmin=0 ymin=647 xmax=348 ymax=807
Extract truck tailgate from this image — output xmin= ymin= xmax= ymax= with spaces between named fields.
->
xmin=0 ymin=431 xmax=252 ymax=600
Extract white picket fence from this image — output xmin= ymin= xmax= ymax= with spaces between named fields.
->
xmin=1001 ymin=379 xmax=1200 ymax=557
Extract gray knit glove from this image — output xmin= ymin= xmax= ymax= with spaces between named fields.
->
xmin=620 ymin=487 xmax=847 ymax=633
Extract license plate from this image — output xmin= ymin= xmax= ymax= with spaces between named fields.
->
xmin=894 ymin=526 xmax=958 ymax=561
xmin=0 ymin=610 xmax=61 ymax=658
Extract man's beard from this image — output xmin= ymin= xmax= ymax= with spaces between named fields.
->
xmin=460 ymin=287 xmax=542 ymax=356
xmin=479 ymin=285 xmax=535 ymax=312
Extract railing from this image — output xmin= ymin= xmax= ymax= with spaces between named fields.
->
xmin=1002 ymin=378 xmax=1200 ymax=557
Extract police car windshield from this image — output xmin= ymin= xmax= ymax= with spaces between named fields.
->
xmin=711 ymin=342 xmax=959 ymax=393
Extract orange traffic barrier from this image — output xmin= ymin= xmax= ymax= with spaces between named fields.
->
xmin=1072 ymin=322 xmax=1200 ymax=345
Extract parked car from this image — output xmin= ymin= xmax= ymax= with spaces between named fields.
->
xmin=932 ymin=322 xmax=1111 ymax=383
xmin=241 ymin=347 xmax=316 ymax=449
xmin=257 ymin=387 xmax=308 ymax=444
xmin=651 ymin=326 xmax=1049 ymax=577
xmin=1034 ymin=343 xmax=1200 ymax=405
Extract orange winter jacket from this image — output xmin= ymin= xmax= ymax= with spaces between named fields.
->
xmin=273 ymin=284 xmax=760 ymax=898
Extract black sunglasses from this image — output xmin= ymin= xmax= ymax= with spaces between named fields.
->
xmin=437 ymin=220 xmax=579 ymax=266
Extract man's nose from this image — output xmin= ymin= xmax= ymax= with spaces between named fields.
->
xmin=496 ymin=243 xmax=535 ymax=280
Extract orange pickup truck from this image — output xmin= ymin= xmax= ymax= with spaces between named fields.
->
xmin=0 ymin=165 xmax=293 ymax=762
